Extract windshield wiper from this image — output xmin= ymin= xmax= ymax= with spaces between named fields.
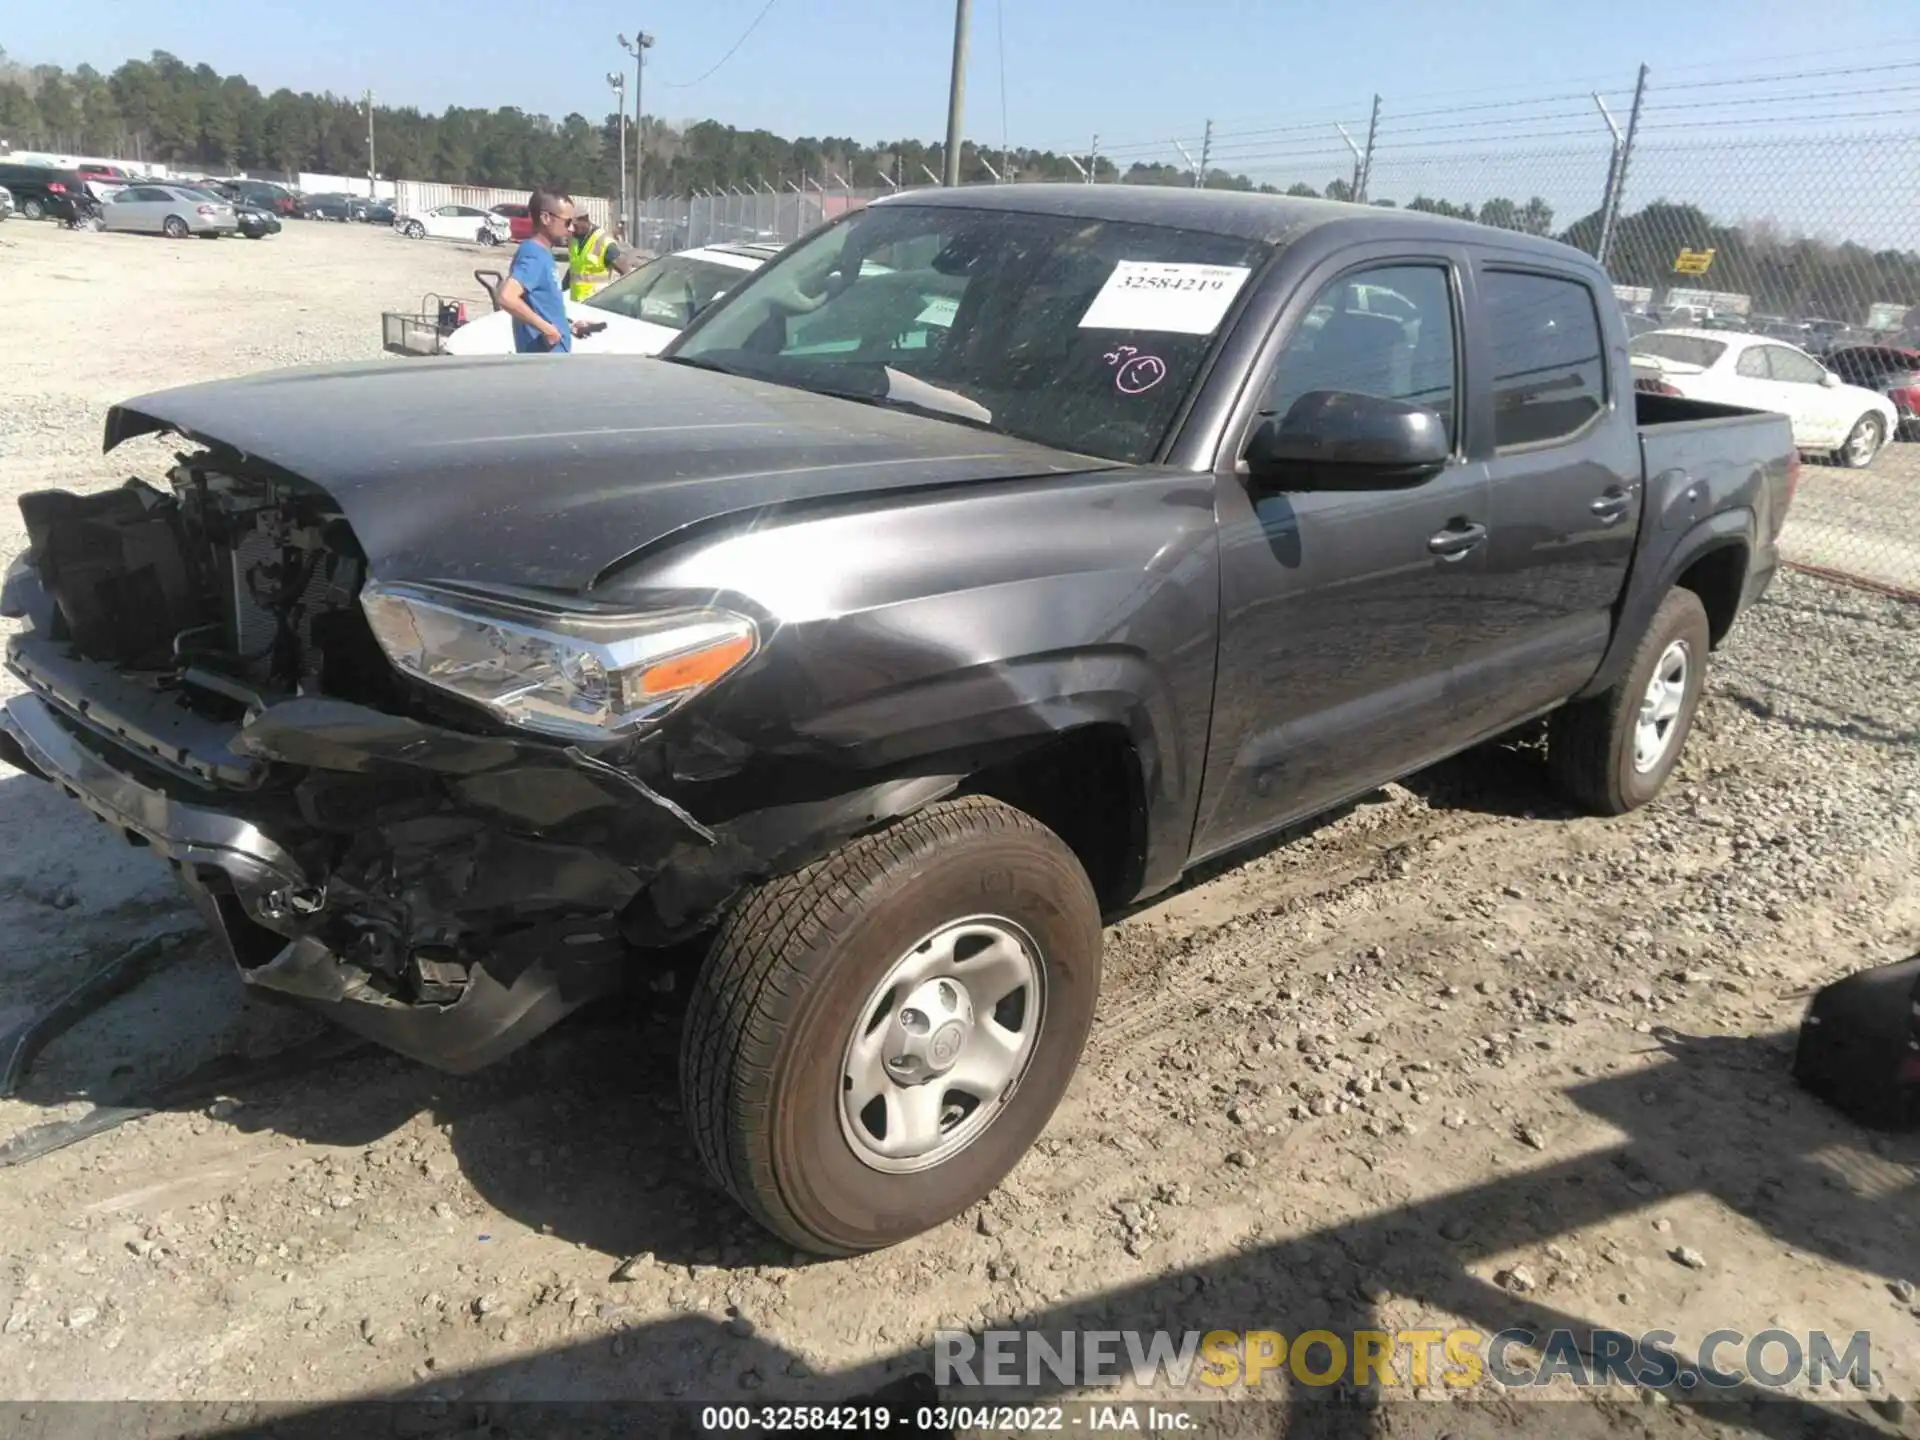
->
xmin=658 ymin=353 xmax=740 ymax=377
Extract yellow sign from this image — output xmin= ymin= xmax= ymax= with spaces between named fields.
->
xmin=1674 ymin=247 xmax=1716 ymax=276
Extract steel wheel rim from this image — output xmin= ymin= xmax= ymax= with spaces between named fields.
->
xmin=1633 ymin=639 xmax=1690 ymax=773
xmin=1846 ymin=418 xmax=1879 ymax=464
xmin=838 ymin=915 xmax=1046 ymax=1175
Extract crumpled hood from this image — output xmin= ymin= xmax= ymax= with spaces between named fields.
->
xmin=104 ymin=356 xmax=1106 ymax=592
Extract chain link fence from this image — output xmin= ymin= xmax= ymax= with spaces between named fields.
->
xmin=1348 ymin=131 xmax=1920 ymax=597
xmin=621 ymin=67 xmax=1917 ymax=595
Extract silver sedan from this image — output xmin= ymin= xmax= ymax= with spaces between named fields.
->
xmin=101 ymin=184 xmax=238 ymax=238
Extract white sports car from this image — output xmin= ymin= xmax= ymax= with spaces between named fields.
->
xmin=440 ymin=242 xmax=777 ymax=357
xmin=394 ymin=203 xmax=513 ymax=246
xmin=1630 ymin=328 xmax=1899 ymax=468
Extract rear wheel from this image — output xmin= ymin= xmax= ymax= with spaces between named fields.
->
xmin=1547 ymin=587 xmax=1710 ymax=816
xmin=681 ymin=796 xmax=1101 ymax=1256
xmin=1834 ymin=413 xmax=1885 ymax=468
xmin=162 ymin=215 xmax=189 ymax=239
xmin=21 ymin=198 xmax=44 ymax=220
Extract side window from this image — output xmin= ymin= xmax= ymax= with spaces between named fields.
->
xmin=1262 ymin=263 xmax=1458 ymax=443
xmin=1483 ymin=269 xmax=1607 ymax=449
xmin=1735 ymin=347 xmax=1771 ymax=379
xmin=1767 ymin=347 xmax=1827 ymax=385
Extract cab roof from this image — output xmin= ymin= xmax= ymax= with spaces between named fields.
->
xmin=878 ymin=181 xmax=1594 ymax=266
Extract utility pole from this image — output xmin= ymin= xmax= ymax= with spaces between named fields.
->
xmin=1196 ymin=118 xmax=1212 ymax=189
xmin=943 ymin=0 xmax=970 ymax=186
xmin=1356 ymin=94 xmax=1381 ymax=203
xmin=363 ymin=90 xmax=375 ymax=202
xmin=1593 ymin=66 xmax=1649 ymax=267
xmin=1089 ymin=133 xmax=1099 ymax=184
xmin=619 ymin=31 xmax=655 ymax=245
xmin=607 ymin=71 xmax=627 ymax=244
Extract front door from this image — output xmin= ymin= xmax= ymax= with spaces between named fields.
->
xmin=1760 ymin=343 xmax=1850 ymax=449
xmin=1191 ymin=253 xmax=1495 ymax=862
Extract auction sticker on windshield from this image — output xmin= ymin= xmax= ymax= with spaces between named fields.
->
xmin=1078 ymin=261 xmax=1253 ymax=335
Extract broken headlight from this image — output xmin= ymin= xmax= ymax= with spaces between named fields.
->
xmin=360 ymin=581 xmax=757 ymax=742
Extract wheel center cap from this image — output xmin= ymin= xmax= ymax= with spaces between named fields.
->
xmin=882 ymin=977 xmax=976 ymax=1084
xmin=929 ymin=1021 xmax=967 ymax=1067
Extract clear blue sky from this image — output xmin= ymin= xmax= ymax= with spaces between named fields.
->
xmin=6 ymin=0 xmax=1916 ymax=154
xmin=9 ymin=0 xmax=1920 ymax=245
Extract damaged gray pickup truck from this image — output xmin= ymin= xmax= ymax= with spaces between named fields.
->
xmin=1 ymin=186 xmax=1796 ymax=1254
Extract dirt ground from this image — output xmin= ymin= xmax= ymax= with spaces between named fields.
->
xmin=0 ymin=215 xmax=1916 ymax=1434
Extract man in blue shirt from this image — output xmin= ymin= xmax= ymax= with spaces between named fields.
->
xmin=496 ymin=189 xmax=593 ymax=353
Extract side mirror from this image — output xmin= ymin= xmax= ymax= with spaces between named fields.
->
xmin=1246 ymin=390 xmax=1451 ymax=491
xmin=1819 ymin=370 xmax=1841 ymax=388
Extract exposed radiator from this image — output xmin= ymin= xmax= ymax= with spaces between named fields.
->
xmin=227 ymin=520 xmax=362 ymax=684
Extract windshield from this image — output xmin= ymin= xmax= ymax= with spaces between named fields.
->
xmin=1630 ymin=333 xmax=1727 ymax=368
xmin=662 ymin=203 xmax=1272 ymax=464
xmin=586 ymin=253 xmax=754 ymax=327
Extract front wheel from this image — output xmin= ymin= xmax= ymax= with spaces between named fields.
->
xmin=1834 ymin=413 xmax=1885 ymax=468
xmin=405 ymin=220 xmax=425 ymax=239
xmin=478 ymin=228 xmax=500 ymax=247
xmin=1547 ymin=587 xmax=1710 ymax=815
xmin=681 ymin=796 xmax=1101 ymax=1256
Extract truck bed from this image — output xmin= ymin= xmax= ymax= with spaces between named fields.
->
xmin=1636 ymin=390 xmax=1796 ymax=502
xmin=1631 ymin=388 xmax=1797 ymax=608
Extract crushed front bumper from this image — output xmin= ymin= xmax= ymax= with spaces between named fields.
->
xmin=0 ymin=689 xmax=655 ymax=1073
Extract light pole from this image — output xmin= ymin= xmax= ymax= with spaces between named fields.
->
xmin=619 ymin=31 xmax=654 ymax=246
xmin=943 ymin=0 xmax=969 ymax=186
xmin=606 ymin=71 xmax=627 ymax=243
xmin=362 ymin=90 xmax=375 ymax=203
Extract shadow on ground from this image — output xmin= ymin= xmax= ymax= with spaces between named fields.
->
xmin=155 ymin=1021 xmax=1916 ymax=1439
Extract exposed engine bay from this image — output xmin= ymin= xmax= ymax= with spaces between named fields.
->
xmin=17 ymin=458 xmax=384 ymax=708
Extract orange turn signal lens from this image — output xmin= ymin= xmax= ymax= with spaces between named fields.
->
xmin=638 ymin=632 xmax=756 ymax=696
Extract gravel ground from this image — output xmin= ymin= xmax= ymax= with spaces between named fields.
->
xmin=1783 ymin=446 xmax=1920 ymax=596
xmin=0 ymin=217 xmax=1916 ymax=1434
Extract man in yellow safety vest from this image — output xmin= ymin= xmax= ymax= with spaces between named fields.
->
xmin=562 ymin=208 xmax=637 ymax=302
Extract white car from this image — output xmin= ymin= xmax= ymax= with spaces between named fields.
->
xmin=440 ymin=242 xmax=776 ymax=357
xmin=395 ymin=204 xmax=512 ymax=246
xmin=1630 ymin=328 xmax=1898 ymax=468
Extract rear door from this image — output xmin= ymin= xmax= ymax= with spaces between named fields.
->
xmin=1193 ymin=246 xmax=1497 ymax=860
xmin=105 ymin=185 xmax=167 ymax=232
xmin=1459 ymin=260 xmax=1640 ymax=733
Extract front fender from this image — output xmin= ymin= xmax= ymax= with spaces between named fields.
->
xmin=626 ymin=469 xmax=1224 ymax=902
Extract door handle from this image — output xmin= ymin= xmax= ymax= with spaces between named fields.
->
xmin=1590 ymin=490 xmax=1632 ymax=522
xmin=1428 ymin=521 xmax=1488 ymax=559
